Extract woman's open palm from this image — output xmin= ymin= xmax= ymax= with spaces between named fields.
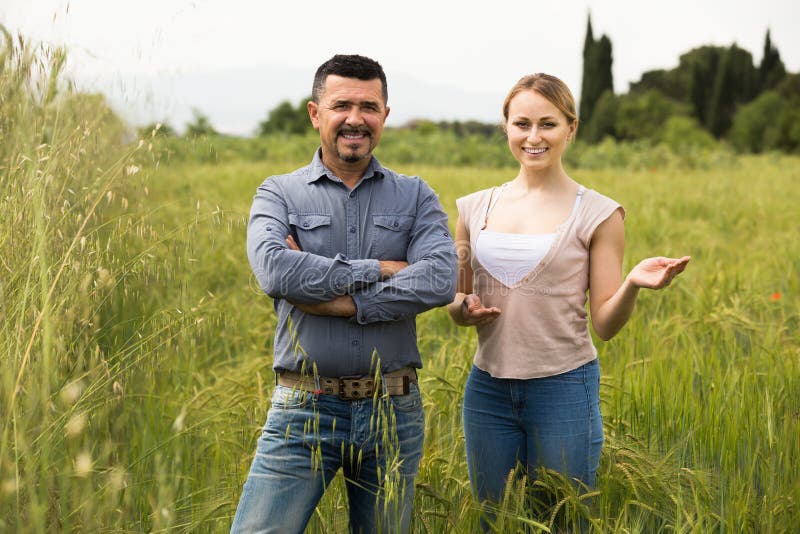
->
xmin=627 ymin=256 xmax=690 ymax=290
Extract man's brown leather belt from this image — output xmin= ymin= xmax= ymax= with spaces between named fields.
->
xmin=277 ymin=367 xmax=417 ymax=400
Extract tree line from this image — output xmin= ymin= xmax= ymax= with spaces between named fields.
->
xmin=145 ymin=15 xmax=798 ymax=154
xmin=579 ymin=15 xmax=797 ymax=153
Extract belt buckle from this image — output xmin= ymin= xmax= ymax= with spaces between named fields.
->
xmin=338 ymin=376 xmax=374 ymax=400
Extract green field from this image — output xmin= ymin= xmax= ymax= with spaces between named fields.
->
xmin=2 ymin=47 xmax=799 ymax=533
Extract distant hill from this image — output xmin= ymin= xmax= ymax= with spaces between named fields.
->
xmin=102 ymin=64 xmax=505 ymax=136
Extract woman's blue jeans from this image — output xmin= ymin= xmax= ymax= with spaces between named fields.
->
xmin=230 ymin=383 xmax=425 ymax=534
xmin=462 ymin=360 xmax=603 ymax=505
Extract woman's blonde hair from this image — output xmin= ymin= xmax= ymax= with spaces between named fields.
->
xmin=502 ymin=73 xmax=578 ymax=126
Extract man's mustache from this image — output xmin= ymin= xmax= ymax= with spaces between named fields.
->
xmin=337 ymin=126 xmax=371 ymax=136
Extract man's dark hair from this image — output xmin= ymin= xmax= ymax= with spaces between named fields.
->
xmin=312 ymin=54 xmax=388 ymax=104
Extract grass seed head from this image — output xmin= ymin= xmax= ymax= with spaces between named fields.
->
xmin=60 ymin=380 xmax=83 ymax=405
xmin=74 ymin=452 xmax=93 ymax=477
xmin=65 ymin=412 xmax=87 ymax=438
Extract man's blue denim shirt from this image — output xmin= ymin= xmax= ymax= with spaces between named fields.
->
xmin=247 ymin=150 xmax=457 ymax=377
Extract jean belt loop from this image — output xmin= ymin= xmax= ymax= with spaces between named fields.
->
xmin=313 ymin=373 xmax=321 ymax=400
xmin=379 ymin=370 xmax=389 ymax=397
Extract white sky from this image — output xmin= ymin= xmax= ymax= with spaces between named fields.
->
xmin=2 ymin=1 xmax=798 ymax=135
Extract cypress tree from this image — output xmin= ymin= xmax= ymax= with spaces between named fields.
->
xmin=583 ymin=14 xmax=594 ymax=59
xmin=580 ymin=14 xmax=595 ymax=123
xmin=580 ymin=14 xmax=614 ymax=134
xmin=759 ymin=29 xmax=786 ymax=91
xmin=708 ymin=44 xmax=758 ymax=137
xmin=683 ymin=46 xmax=725 ymax=129
xmin=595 ymin=35 xmax=614 ymax=105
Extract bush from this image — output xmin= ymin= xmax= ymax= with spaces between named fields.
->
xmin=615 ymin=90 xmax=690 ymax=142
xmin=659 ymin=116 xmax=717 ymax=152
xmin=729 ymin=90 xmax=800 ymax=153
xmin=581 ymin=90 xmax=618 ymax=143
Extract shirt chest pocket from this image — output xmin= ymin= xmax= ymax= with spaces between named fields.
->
xmin=371 ymin=214 xmax=415 ymax=260
xmin=288 ymin=213 xmax=332 ymax=255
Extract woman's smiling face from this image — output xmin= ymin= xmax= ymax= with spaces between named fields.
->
xmin=505 ymin=89 xmax=576 ymax=171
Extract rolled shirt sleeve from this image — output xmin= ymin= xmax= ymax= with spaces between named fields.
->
xmin=351 ymin=180 xmax=457 ymax=323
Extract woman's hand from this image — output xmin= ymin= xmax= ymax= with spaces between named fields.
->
xmin=626 ymin=256 xmax=691 ymax=290
xmin=459 ymin=293 xmax=501 ymax=326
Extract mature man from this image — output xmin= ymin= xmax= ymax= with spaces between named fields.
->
xmin=231 ymin=54 xmax=457 ymax=533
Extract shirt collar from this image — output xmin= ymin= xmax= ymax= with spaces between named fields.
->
xmin=306 ymin=147 xmax=385 ymax=184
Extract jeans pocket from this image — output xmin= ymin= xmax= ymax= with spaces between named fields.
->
xmin=270 ymin=385 xmax=310 ymax=409
xmin=388 ymin=383 xmax=423 ymax=414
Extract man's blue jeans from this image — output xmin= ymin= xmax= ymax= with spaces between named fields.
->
xmin=462 ymin=360 xmax=603 ymax=505
xmin=230 ymin=382 xmax=425 ymax=534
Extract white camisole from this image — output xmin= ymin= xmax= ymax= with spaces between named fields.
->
xmin=475 ymin=186 xmax=584 ymax=287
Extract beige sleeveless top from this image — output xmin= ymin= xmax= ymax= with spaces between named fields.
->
xmin=456 ymin=185 xmax=624 ymax=379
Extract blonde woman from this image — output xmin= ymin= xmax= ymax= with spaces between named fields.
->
xmin=448 ymin=73 xmax=689 ymax=520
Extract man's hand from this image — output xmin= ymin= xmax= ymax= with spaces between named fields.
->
xmin=287 ymin=233 xmax=407 ymax=283
xmin=290 ymin=295 xmax=357 ymax=317
xmin=284 ymin=235 xmax=358 ymax=317
xmin=285 ymin=235 xmax=301 ymax=251
xmin=379 ymin=260 xmax=408 ymax=280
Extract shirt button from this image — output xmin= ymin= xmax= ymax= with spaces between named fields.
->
xmin=393 ymin=221 xmax=399 ymax=228
xmin=303 ymin=222 xmax=309 ymax=228
xmin=349 ymin=227 xmax=356 ymax=233
xmin=351 ymin=340 xmax=359 ymax=346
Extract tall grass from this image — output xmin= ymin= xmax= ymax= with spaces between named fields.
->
xmin=2 ymin=32 xmax=798 ymax=532
xmin=0 ymin=29 xmax=247 ymax=532
xmin=0 ymin=27 xmax=138 ymax=531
